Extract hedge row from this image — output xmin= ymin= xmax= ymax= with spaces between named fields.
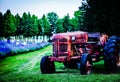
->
xmin=0 ymin=40 xmax=50 ymax=58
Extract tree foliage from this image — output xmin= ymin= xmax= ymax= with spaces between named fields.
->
xmin=82 ymin=0 xmax=120 ymax=36
xmin=2 ymin=10 xmax=16 ymax=38
xmin=0 ymin=9 xmax=84 ymax=38
xmin=70 ymin=18 xmax=79 ymax=31
xmin=47 ymin=12 xmax=59 ymax=34
xmin=0 ymin=12 xmax=3 ymax=37
xmin=41 ymin=14 xmax=51 ymax=36
xmin=31 ymin=15 xmax=39 ymax=36
xmin=21 ymin=12 xmax=28 ymax=36
xmin=62 ymin=14 xmax=71 ymax=32
xmin=56 ymin=19 xmax=65 ymax=33
xmin=37 ymin=19 xmax=42 ymax=36
xmin=21 ymin=12 xmax=39 ymax=37
xmin=15 ymin=14 xmax=21 ymax=36
xmin=1 ymin=1 xmax=119 ymax=38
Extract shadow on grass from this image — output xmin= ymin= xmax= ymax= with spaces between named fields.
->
xmin=54 ymin=63 xmax=120 ymax=75
xmin=54 ymin=67 xmax=80 ymax=74
xmin=92 ymin=64 xmax=120 ymax=74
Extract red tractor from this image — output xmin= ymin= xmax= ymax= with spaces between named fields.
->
xmin=40 ymin=31 xmax=120 ymax=75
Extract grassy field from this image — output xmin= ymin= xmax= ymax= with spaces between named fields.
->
xmin=0 ymin=45 xmax=120 ymax=82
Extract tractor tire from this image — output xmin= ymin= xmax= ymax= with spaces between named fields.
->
xmin=40 ymin=56 xmax=55 ymax=74
xmin=63 ymin=59 xmax=78 ymax=69
xmin=103 ymin=36 xmax=120 ymax=72
xmin=80 ymin=53 xmax=92 ymax=75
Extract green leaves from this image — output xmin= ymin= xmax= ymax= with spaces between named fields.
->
xmin=56 ymin=19 xmax=65 ymax=33
xmin=82 ymin=0 xmax=120 ymax=36
xmin=0 ymin=12 xmax=3 ymax=37
xmin=15 ymin=14 xmax=21 ymax=36
xmin=21 ymin=12 xmax=39 ymax=37
xmin=47 ymin=12 xmax=59 ymax=34
xmin=2 ymin=10 xmax=16 ymax=38
xmin=62 ymin=14 xmax=71 ymax=32
xmin=41 ymin=14 xmax=51 ymax=36
xmin=0 ymin=8 xmax=85 ymax=38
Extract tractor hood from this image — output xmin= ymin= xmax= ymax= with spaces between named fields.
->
xmin=52 ymin=31 xmax=88 ymax=43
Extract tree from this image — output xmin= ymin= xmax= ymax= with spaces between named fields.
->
xmin=2 ymin=10 xmax=16 ymax=38
xmin=31 ymin=15 xmax=39 ymax=36
xmin=62 ymin=14 xmax=71 ymax=32
xmin=47 ymin=12 xmax=59 ymax=34
xmin=41 ymin=14 xmax=51 ymax=40
xmin=56 ymin=19 xmax=65 ymax=33
xmin=21 ymin=12 xmax=28 ymax=36
xmin=15 ymin=13 xmax=22 ymax=36
xmin=22 ymin=12 xmax=32 ymax=37
xmin=70 ymin=18 xmax=79 ymax=31
xmin=82 ymin=0 xmax=107 ymax=32
xmin=82 ymin=0 xmax=120 ymax=36
xmin=74 ymin=9 xmax=84 ymax=31
xmin=21 ymin=12 xmax=39 ymax=37
xmin=37 ymin=19 xmax=43 ymax=36
xmin=0 ymin=12 xmax=3 ymax=37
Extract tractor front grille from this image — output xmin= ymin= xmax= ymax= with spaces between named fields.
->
xmin=59 ymin=38 xmax=67 ymax=42
xmin=59 ymin=44 xmax=67 ymax=52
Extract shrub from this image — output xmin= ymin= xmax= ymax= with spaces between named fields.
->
xmin=0 ymin=40 xmax=50 ymax=58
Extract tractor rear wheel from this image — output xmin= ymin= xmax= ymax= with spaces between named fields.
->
xmin=80 ymin=53 xmax=92 ymax=75
xmin=103 ymin=36 xmax=120 ymax=72
xmin=40 ymin=56 xmax=55 ymax=74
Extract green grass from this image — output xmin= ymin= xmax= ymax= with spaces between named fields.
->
xmin=0 ymin=45 xmax=120 ymax=82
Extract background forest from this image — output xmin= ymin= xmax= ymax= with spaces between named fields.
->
xmin=0 ymin=0 xmax=119 ymax=40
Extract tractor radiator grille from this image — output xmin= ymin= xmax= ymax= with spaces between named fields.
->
xmin=59 ymin=38 xmax=67 ymax=42
xmin=59 ymin=44 xmax=67 ymax=52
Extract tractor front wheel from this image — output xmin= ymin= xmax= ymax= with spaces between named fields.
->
xmin=40 ymin=56 xmax=55 ymax=74
xmin=80 ymin=53 xmax=92 ymax=75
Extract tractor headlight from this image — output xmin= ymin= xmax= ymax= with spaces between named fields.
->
xmin=72 ymin=36 xmax=75 ymax=41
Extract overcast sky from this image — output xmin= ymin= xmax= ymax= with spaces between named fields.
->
xmin=0 ymin=0 xmax=82 ymax=18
